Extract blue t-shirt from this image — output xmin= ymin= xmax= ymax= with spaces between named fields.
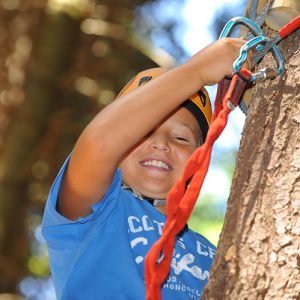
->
xmin=42 ymin=157 xmax=216 ymax=300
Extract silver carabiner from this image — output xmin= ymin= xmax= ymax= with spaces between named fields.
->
xmin=233 ymin=35 xmax=270 ymax=74
xmin=220 ymin=16 xmax=285 ymax=82
xmin=251 ymin=45 xmax=285 ymax=81
xmin=219 ymin=16 xmax=264 ymax=39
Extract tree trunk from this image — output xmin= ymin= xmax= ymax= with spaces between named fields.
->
xmin=201 ymin=27 xmax=300 ymax=299
xmin=0 ymin=3 xmax=82 ymax=292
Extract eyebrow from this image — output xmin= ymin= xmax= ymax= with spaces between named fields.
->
xmin=176 ymin=121 xmax=198 ymax=135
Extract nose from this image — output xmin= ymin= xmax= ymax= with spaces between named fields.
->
xmin=149 ymin=132 xmax=169 ymax=152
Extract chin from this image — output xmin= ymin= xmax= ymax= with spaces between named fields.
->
xmin=122 ymin=172 xmax=172 ymax=199
xmin=138 ymin=185 xmax=169 ymax=200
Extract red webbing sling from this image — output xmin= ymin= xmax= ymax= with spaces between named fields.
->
xmin=144 ymin=67 xmax=252 ymax=300
xmin=278 ymin=15 xmax=300 ymax=39
xmin=144 ymin=14 xmax=300 ymax=300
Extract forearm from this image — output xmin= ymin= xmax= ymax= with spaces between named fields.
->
xmin=82 ymin=63 xmax=203 ymax=162
xmin=82 ymin=37 xmax=247 ymax=161
xmin=58 ymin=38 xmax=246 ymax=219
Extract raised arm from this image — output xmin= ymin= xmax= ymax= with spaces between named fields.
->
xmin=58 ymin=38 xmax=246 ymax=220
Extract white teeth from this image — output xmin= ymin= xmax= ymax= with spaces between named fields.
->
xmin=142 ymin=160 xmax=170 ymax=170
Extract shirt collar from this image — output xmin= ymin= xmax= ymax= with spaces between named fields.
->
xmin=121 ymin=182 xmax=166 ymax=207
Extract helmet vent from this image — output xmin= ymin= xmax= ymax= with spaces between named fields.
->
xmin=138 ymin=76 xmax=152 ymax=86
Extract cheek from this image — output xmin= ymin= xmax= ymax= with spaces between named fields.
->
xmin=175 ymin=147 xmax=195 ymax=168
xmin=119 ymin=158 xmax=136 ymax=186
xmin=119 ymin=145 xmax=142 ymax=174
xmin=120 ymin=153 xmax=135 ymax=172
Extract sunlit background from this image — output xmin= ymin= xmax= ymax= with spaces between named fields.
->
xmin=0 ymin=0 xmax=247 ymax=299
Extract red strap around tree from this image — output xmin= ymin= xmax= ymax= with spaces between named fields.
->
xmin=144 ymin=68 xmax=252 ymax=300
xmin=278 ymin=15 xmax=300 ymax=39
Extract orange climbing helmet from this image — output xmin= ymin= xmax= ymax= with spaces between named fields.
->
xmin=117 ymin=67 xmax=212 ymax=141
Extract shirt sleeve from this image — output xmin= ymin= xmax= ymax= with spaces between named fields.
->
xmin=41 ymin=155 xmax=122 ymax=249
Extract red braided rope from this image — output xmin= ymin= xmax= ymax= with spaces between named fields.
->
xmin=144 ymin=68 xmax=252 ymax=300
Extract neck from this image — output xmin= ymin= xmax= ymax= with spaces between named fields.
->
xmin=121 ymin=182 xmax=166 ymax=214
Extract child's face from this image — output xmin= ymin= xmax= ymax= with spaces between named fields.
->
xmin=119 ymin=107 xmax=201 ymax=200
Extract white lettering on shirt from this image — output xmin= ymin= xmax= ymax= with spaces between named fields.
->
xmin=171 ymin=252 xmax=209 ymax=280
xmin=130 ymin=237 xmax=148 ymax=264
xmin=128 ymin=215 xmax=164 ymax=235
xmin=152 ymin=220 xmax=164 ymax=235
xmin=127 ymin=213 xmax=214 ymax=298
xmin=128 ymin=216 xmax=142 ymax=233
xmin=142 ymin=215 xmax=154 ymax=231
xmin=196 ymin=241 xmax=215 ymax=259
xmin=177 ymin=237 xmax=186 ymax=249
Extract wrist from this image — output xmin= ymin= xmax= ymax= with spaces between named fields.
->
xmin=176 ymin=62 xmax=206 ymax=91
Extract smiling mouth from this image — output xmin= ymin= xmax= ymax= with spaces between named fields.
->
xmin=140 ymin=160 xmax=172 ymax=171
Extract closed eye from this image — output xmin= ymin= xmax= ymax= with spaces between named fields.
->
xmin=174 ymin=136 xmax=189 ymax=142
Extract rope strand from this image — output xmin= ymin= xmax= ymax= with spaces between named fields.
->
xmin=144 ymin=68 xmax=252 ymax=300
xmin=144 ymin=12 xmax=300 ymax=300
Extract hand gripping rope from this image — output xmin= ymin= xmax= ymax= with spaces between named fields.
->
xmin=144 ymin=13 xmax=300 ymax=300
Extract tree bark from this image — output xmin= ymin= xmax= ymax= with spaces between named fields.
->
xmin=202 ymin=27 xmax=300 ymax=299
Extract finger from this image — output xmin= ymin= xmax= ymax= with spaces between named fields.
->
xmin=244 ymin=49 xmax=254 ymax=70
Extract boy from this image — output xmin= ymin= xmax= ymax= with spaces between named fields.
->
xmin=42 ymin=38 xmax=247 ymax=299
